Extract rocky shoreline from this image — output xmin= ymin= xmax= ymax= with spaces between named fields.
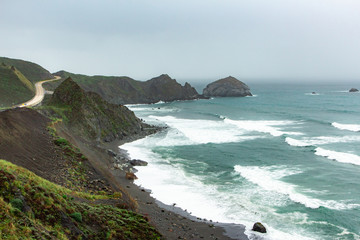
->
xmin=100 ymin=129 xmax=249 ymax=240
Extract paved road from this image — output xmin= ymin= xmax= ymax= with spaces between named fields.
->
xmin=19 ymin=76 xmax=61 ymax=107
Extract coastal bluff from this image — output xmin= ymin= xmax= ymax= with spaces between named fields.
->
xmin=50 ymin=71 xmax=202 ymax=104
xmin=203 ymin=76 xmax=252 ymax=97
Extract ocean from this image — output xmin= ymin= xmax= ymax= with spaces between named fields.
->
xmin=122 ymin=83 xmax=360 ymax=240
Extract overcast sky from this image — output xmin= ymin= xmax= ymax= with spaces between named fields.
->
xmin=1 ymin=0 xmax=360 ymax=83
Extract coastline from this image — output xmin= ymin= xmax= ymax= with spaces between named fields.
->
xmin=103 ymin=132 xmax=249 ymax=240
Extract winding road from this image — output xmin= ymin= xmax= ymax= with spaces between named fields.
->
xmin=19 ymin=76 xmax=61 ymax=107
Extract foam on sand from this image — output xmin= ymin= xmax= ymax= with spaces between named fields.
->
xmin=332 ymin=122 xmax=360 ymax=132
xmin=315 ymin=147 xmax=360 ymax=166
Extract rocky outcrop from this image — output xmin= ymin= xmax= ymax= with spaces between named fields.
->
xmin=349 ymin=88 xmax=359 ymax=92
xmin=52 ymin=71 xmax=203 ymax=104
xmin=203 ymin=76 xmax=252 ymax=97
xmin=252 ymin=222 xmax=267 ymax=233
xmin=47 ymin=77 xmax=153 ymax=142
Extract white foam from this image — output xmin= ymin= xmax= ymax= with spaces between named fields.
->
xmin=154 ymin=100 xmax=165 ymax=104
xmin=224 ymin=119 xmax=303 ymax=137
xmin=123 ymin=140 xmax=321 ymax=240
xmin=285 ymin=136 xmax=360 ymax=147
xmin=332 ymin=122 xmax=360 ymax=132
xmin=122 ymin=141 xmax=234 ymax=223
xmin=148 ymin=115 xmax=260 ymax=145
xmin=234 ymin=165 xmax=354 ymax=210
xmin=305 ymin=93 xmax=320 ymax=96
xmin=315 ymin=147 xmax=360 ymax=166
xmin=285 ymin=137 xmax=312 ymax=147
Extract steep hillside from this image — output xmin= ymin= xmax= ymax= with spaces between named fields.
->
xmin=46 ymin=77 xmax=150 ymax=142
xmin=0 ymin=159 xmax=161 ymax=239
xmin=45 ymin=71 xmax=201 ymax=104
xmin=0 ymin=64 xmax=35 ymax=107
xmin=0 ymin=56 xmax=53 ymax=82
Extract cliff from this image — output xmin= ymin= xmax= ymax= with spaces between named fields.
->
xmin=49 ymin=71 xmax=202 ymax=104
xmin=47 ymin=77 xmax=150 ymax=142
xmin=203 ymin=76 xmax=252 ymax=97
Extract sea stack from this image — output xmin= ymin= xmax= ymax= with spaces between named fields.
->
xmin=349 ymin=88 xmax=359 ymax=92
xmin=203 ymin=76 xmax=252 ymax=97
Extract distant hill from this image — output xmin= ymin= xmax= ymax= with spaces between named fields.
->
xmin=0 ymin=63 xmax=35 ymax=107
xmin=46 ymin=77 xmax=151 ymax=142
xmin=46 ymin=71 xmax=201 ymax=104
xmin=0 ymin=57 xmax=53 ymax=83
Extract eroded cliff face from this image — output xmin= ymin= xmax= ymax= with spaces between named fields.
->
xmin=47 ymin=77 xmax=150 ymax=142
xmin=203 ymin=76 xmax=252 ymax=97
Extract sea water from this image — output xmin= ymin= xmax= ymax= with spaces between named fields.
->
xmin=121 ymin=83 xmax=360 ymax=240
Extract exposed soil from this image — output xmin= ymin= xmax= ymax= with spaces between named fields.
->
xmin=0 ymin=107 xmax=112 ymax=194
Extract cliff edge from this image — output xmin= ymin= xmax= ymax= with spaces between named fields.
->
xmin=47 ymin=77 xmax=150 ymax=142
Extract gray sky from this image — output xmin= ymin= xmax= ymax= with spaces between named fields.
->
xmin=1 ymin=0 xmax=360 ymax=83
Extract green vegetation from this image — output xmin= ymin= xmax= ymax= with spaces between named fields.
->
xmin=0 ymin=57 xmax=53 ymax=83
xmin=43 ymin=71 xmax=146 ymax=104
xmin=0 ymin=64 xmax=35 ymax=107
xmin=42 ymin=77 xmax=146 ymax=142
xmin=43 ymin=71 xmax=199 ymax=105
xmin=0 ymin=159 xmax=161 ymax=239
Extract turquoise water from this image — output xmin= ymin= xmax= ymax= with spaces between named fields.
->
xmin=122 ymin=84 xmax=360 ymax=240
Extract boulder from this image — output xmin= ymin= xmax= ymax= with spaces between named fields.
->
xmin=349 ymin=88 xmax=359 ymax=92
xmin=130 ymin=159 xmax=148 ymax=166
xmin=125 ymin=172 xmax=138 ymax=180
xmin=252 ymin=222 xmax=266 ymax=233
xmin=203 ymin=76 xmax=252 ymax=97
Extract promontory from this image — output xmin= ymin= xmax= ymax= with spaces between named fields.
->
xmin=203 ymin=76 xmax=252 ymax=97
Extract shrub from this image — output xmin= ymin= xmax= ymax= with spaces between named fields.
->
xmin=10 ymin=198 xmax=23 ymax=211
xmin=70 ymin=212 xmax=82 ymax=223
xmin=54 ymin=138 xmax=70 ymax=146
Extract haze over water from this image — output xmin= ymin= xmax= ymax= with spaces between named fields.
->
xmin=123 ymin=83 xmax=360 ymax=240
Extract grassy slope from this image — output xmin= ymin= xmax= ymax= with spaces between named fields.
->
xmin=0 ymin=159 xmax=161 ymax=239
xmin=44 ymin=71 xmax=145 ymax=104
xmin=44 ymin=77 xmax=147 ymax=142
xmin=0 ymin=65 xmax=35 ymax=107
xmin=0 ymin=57 xmax=53 ymax=83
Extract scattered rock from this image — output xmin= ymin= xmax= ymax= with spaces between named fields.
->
xmin=252 ymin=222 xmax=267 ymax=233
xmin=349 ymin=88 xmax=359 ymax=92
xmin=125 ymin=172 xmax=138 ymax=180
xmin=130 ymin=159 xmax=148 ymax=166
xmin=106 ymin=149 xmax=117 ymax=157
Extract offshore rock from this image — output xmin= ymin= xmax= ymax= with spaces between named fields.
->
xmin=349 ymin=88 xmax=359 ymax=92
xmin=203 ymin=76 xmax=252 ymax=97
xmin=252 ymin=222 xmax=267 ymax=233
